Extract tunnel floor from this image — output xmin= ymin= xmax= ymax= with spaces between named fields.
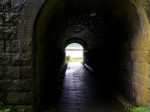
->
xmin=51 ymin=62 xmax=124 ymax=112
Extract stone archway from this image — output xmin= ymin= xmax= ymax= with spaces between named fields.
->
xmin=7 ymin=0 xmax=150 ymax=111
xmin=64 ymin=38 xmax=88 ymax=50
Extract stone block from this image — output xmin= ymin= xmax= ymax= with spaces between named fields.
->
xmin=10 ymin=79 xmax=32 ymax=92
xmin=0 ymin=80 xmax=11 ymax=92
xmin=0 ymin=13 xmax=4 ymax=25
xmin=2 ymin=66 xmax=32 ymax=80
xmin=6 ymin=66 xmax=20 ymax=79
xmin=0 ymin=26 xmax=7 ymax=33
xmin=3 ymin=0 xmax=12 ymax=13
xmin=5 ymin=13 xmax=19 ymax=22
xmin=20 ymin=39 xmax=32 ymax=53
xmin=6 ymin=92 xmax=33 ymax=105
xmin=0 ymin=32 xmax=5 ymax=39
xmin=131 ymin=37 xmax=149 ymax=51
xmin=0 ymin=4 xmax=4 ymax=12
xmin=132 ymin=73 xmax=146 ymax=86
xmin=136 ymin=95 xmax=147 ymax=106
xmin=148 ymin=64 xmax=150 ymax=77
xmin=0 ymin=41 xmax=4 ymax=52
xmin=0 ymin=93 xmax=6 ymax=103
xmin=20 ymin=67 xmax=32 ymax=79
xmin=0 ymin=79 xmax=32 ymax=92
xmin=5 ymin=32 xmax=17 ymax=39
xmin=148 ymin=90 xmax=150 ymax=104
xmin=0 ymin=53 xmax=11 ymax=65
xmin=133 ymin=62 xmax=148 ymax=76
xmin=0 ymin=66 xmax=5 ymax=79
xmin=148 ymin=77 xmax=150 ymax=89
xmin=5 ymin=13 xmax=20 ymax=26
xmin=4 ymin=26 xmax=17 ymax=33
xmin=6 ymin=40 xmax=19 ymax=52
xmin=12 ymin=53 xmax=31 ymax=66
xmin=135 ymin=82 xmax=149 ymax=106
xmin=0 ymin=27 xmax=17 ymax=39
xmin=11 ymin=0 xmax=26 ymax=12
xmin=131 ymin=51 xmax=149 ymax=63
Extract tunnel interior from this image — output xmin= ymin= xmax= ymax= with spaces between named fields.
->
xmin=33 ymin=0 xmax=150 ymax=111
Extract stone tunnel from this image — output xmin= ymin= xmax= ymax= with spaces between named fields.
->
xmin=0 ymin=0 xmax=150 ymax=111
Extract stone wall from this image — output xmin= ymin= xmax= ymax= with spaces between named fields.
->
xmin=117 ymin=1 xmax=150 ymax=106
xmin=0 ymin=0 xmax=34 ymax=111
xmin=131 ymin=4 xmax=150 ymax=105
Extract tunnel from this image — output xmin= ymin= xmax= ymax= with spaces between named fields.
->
xmin=33 ymin=0 xmax=150 ymax=111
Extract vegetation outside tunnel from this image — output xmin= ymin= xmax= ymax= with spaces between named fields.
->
xmin=65 ymin=43 xmax=83 ymax=63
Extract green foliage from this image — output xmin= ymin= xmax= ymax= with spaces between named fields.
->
xmin=66 ymin=56 xmax=70 ymax=63
xmin=0 ymin=109 xmax=11 ymax=112
xmin=130 ymin=107 xmax=149 ymax=112
xmin=69 ymin=57 xmax=83 ymax=62
xmin=123 ymin=106 xmax=149 ymax=112
xmin=48 ymin=108 xmax=56 ymax=112
xmin=66 ymin=56 xmax=83 ymax=63
xmin=16 ymin=109 xmax=25 ymax=112
xmin=0 ymin=108 xmax=25 ymax=112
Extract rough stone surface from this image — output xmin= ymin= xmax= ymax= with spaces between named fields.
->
xmin=0 ymin=79 xmax=33 ymax=92
xmin=6 ymin=66 xmax=20 ymax=79
xmin=0 ymin=53 xmax=11 ymax=65
xmin=0 ymin=93 xmax=6 ymax=103
xmin=0 ymin=80 xmax=12 ymax=92
xmin=10 ymin=79 xmax=32 ymax=92
xmin=12 ymin=53 xmax=31 ymax=66
xmin=148 ymin=64 xmax=150 ymax=77
xmin=6 ymin=40 xmax=20 ymax=52
xmin=20 ymin=67 xmax=32 ymax=79
xmin=0 ymin=66 xmax=5 ymax=79
xmin=0 ymin=0 xmax=31 ymax=111
xmin=0 ymin=41 xmax=4 ymax=52
xmin=6 ymin=92 xmax=32 ymax=105
xmin=148 ymin=77 xmax=150 ymax=89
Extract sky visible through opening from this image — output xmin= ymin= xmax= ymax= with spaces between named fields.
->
xmin=65 ymin=43 xmax=83 ymax=62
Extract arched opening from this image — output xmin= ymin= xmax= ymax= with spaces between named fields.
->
xmin=32 ymin=0 xmax=150 ymax=111
xmin=65 ymin=43 xmax=83 ymax=63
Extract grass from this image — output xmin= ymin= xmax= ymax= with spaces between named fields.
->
xmin=123 ymin=106 xmax=149 ymax=112
xmin=0 ymin=101 xmax=25 ymax=112
xmin=69 ymin=57 xmax=83 ymax=62
xmin=66 ymin=56 xmax=83 ymax=63
xmin=0 ymin=109 xmax=11 ymax=112
xmin=0 ymin=108 xmax=25 ymax=112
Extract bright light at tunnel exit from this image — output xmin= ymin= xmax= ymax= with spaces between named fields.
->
xmin=65 ymin=43 xmax=83 ymax=63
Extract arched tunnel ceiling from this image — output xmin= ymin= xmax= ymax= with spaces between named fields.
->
xmin=64 ymin=38 xmax=88 ymax=50
xmin=35 ymin=0 xmax=147 ymax=50
xmin=32 ymin=0 xmax=150 ymax=108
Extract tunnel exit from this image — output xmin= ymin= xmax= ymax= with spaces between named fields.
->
xmin=65 ymin=43 xmax=83 ymax=63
